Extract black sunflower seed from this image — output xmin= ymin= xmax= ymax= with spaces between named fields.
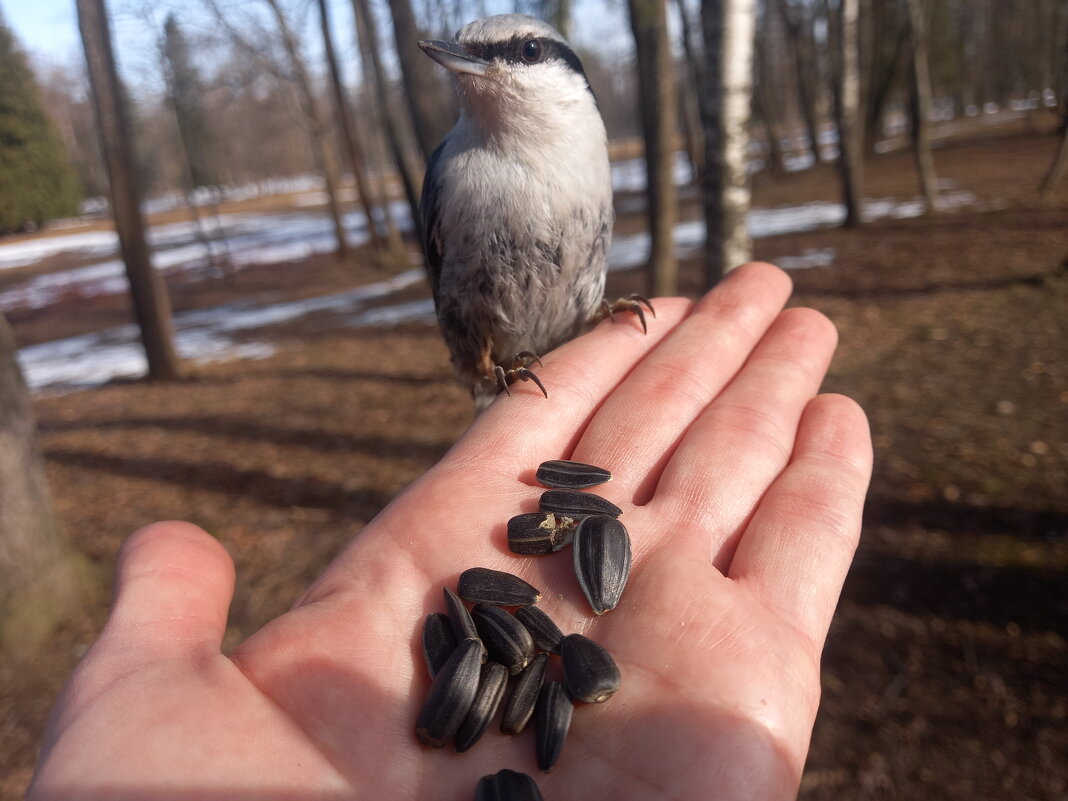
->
xmin=535 ymin=459 xmax=613 ymax=489
xmin=474 ymin=769 xmax=545 ymax=801
xmin=455 ymin=661 xmax=509 ymax=753
xmin=421 ymin=612 xmax=458 ymax=678
xmin=443 ymin=586 xmax=486 ymax=661
xmin=515 ymin=605 xmax=564 ymax=654
xmin=415 ymin=638 xmax=482 ymax=748
xmin=458 ymin=567 xmax=542 ymax=607
xmin=507 ymin=512 xmax=576 ymax=555
xmin=539 ymin=489 xmax=622 ymax=520
xmin=500 ymin=651 xmax=548 ymax=735
xmin=471 ymin=604 xmax=536 ymax=675
xmin=572 ymin=514 xmax=632 ymax=614
xmin=560 ymin=633 xmax=621 ymax=703
xmin=535 ymin=680 xmax=573 ymax=772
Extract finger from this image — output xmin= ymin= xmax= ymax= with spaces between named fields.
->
xmin=650 ymin=306 xmax=839 ymax=566
xmin=568 ymin=262 xmax=794 ymax=504
xmin=102 ymin=521 xmax=235 ymax=661
xmin=728 ymin=394 xmax=873 ymax=648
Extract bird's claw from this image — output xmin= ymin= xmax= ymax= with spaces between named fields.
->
xmin=595 ymin=294 xmax=657 ymax=334
xmin=493 ymin=352 xmax=548 ymax=398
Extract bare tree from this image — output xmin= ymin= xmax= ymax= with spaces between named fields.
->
xmin=1041 ymin=22 xmax=1068 ymax=200
xmin=0 ymin=314 xmax=96 ymax=658
xmin=778 ymin=0 xmax=824 ymax=164
xmin=906 ymin=0 xmax=941 ymax=211
xmin=830 ymin=0 xmax=864 ymax=227
xmin=675 ymin=0 xmax=706 ymax=181
xmin=77 ymin=0 xmax=181 ymax=380
xmin=628 ymin=0 xmax=679 ymax=296
xmin=700 ymin=0 xmax=757 ymax=285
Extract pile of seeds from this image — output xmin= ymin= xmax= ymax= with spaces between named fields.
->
xmin=414 ymin=459 xmax=630 ymax=799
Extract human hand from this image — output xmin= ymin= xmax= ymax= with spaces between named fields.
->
xmin=29 ymin=263 xmax=872 ymax=801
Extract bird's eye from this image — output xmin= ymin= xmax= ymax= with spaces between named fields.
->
xmin=522 ymin=39 xmax=543 ymax=63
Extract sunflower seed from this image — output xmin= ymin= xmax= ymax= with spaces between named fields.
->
xmin=422 ymin=612 xmax=458 ymax=678
xmin=458 ymin=567 xmax=542 ymax=607
xmin=560 ymin=633 xmax=621 ymax=703
xmin=500 ymin=651 xmax=548 ymax=734
xmin=515 ymin=606 xmax=564 ymax=654
xmin=443 ymin=587 xmax=486 ymax=661
xmin=539 ymin=488 xmax=622 ymax=520
xmin=416 ymin=638 xmax=482 ymax=748
xmin=573 ymin=514 xmax=632 ymax=614
xmin=535 ymin=459 xmax=612 ymax=489
xmin=474 ymin=769 xmax=545 ymax=801
xmin=507 ymin=512 xmax=576 ymax=555
xmin=471 ymin=604 xmax=536 ymax=675
xmin=455 ymin=661 xmax=509 ymax=753
xmin=535 ymin=680 xmax=573 ymax=772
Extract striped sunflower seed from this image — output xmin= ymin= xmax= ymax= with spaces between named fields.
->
xmin=415 ymin=638 xmax=482 ymax=748
xmin=507 ymin=512 xmax=576 ymax=555
xmin=535 ymin=459 xmax=612 ymax=489
xmin=443 ymin=587 xmax=486 ymax=661
xmin=560 ymin=633 xmax=621 ymax=703
xmin=500 ymin=651 xmax=548 ymax=735
xmin=515 ymin=605 xmax=564 ymax=654
xmin=572 ymin=514 xmax=632 ymax=614
xmin=474 ymin=769 xmax=545 ymax=801
xmin=458 ymin=567 xmax=541 ymax=607
xmin=471 ymin=604 xmax=536 ymax=675
xmin=421 ymin=612 xmax=458 ymax=678
xmin=539 ymin=488 xmax=622 ymax=520
xmin=455 ymin=661 xmax=509 ymax=753
xmin=535 ymin=680 xmax=573 ymax=773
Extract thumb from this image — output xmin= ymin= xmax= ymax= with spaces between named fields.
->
xmin=102 ymin=521 xmax=235 ymax=661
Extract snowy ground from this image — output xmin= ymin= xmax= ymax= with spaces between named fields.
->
xmin=2 ymin=159 xmax=980 ymax=395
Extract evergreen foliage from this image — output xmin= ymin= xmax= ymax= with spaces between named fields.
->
xmin=0 ymin=15 xmax=81 ymax=233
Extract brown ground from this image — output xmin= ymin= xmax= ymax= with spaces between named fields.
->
xmin=2 ymin=118 xmax=1066 ymax=799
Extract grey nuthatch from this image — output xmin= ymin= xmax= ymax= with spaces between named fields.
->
xmin=419 ymin=14 xmax=651 ymax=408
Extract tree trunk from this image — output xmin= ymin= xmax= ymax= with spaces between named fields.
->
xmin=906 ymin=0 xmax=942 ymax=211
xmin=700 ymin=0 xmax=757 ymax=286
xmin=1040 ymin=117 xmax=1068 ymax=199
xmin=627 ymin=0 xmax=679 ymax=297
xmin=0 ymin=315 xmax=97 ymax=659
xmin=352 ymin=0 xmax=424 ymax=235
xmin=834 ymin=0 xmax=865 ymax=227
xmin=76 ymin=0 xmax=181 ymax=380
xmin=778 ymin=0 xmax=824 ymax=164
xmin=317 ymin=0 xmax=389 ymax=256
xmin=385 ymin=0 xmax=452 ymax=161
xmin=675 ymin=0 xmax=706 ymax=182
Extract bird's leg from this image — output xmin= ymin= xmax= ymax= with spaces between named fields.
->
xmin=492 ymin=351 xmax=548 ymax=398
xmin=590 ymin=294 xmax=657 ymax=334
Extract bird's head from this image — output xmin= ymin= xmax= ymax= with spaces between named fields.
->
xmin=419 ymin=14 xmax=596 ymax=135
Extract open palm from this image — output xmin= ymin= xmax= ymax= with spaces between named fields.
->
xmin=29 ymin=263 xmax=872 ymax=801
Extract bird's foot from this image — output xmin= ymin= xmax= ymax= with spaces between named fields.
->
xmin=592 ymin=294 xmax=656 ymax=334
xmin=493 ymin=351 xmax=548 ymax=398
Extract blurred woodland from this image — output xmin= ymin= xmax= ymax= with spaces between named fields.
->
xmin=1 ymin=0 xmax=1067 ymax=798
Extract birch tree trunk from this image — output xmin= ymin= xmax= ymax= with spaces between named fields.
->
xmin=77 ymin=0 xmax=181 ymax=380
xmin=700 ymin=0 xmax=757 ymax=286
xmin=627 ymin=0 xmax=679 ymax=296
xmin=0 ymin=314 xmax=96 ymax=658
xmin=906 ymin=0 xmax=942 ymax=211
xmin=834 ymin=0 xmax=865 ymax=227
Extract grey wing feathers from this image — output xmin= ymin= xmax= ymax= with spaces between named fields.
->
xmin=420 ymin=140 xmax=448 ymax=299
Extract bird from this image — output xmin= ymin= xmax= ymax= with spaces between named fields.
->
xmin=418 ymin=14 xmax=651 ymax=409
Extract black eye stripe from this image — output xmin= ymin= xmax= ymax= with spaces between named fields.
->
xmin=471 ymin=36 xmax=587 ymax=79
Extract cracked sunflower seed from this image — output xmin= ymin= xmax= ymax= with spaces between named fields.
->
xmin=507 ymin=512 xmax=576 ymax=555
xmin=500 ymin=651 xmax=548 ymax=735
xmin=535 ymin=680 xmax=573 ymax=773
xmin=560 ymin=633 xmax=621 ymax=703
xmin=416 ymin=638 xmax=483 ymax=748
xmin=535 ymin=459 xmax=612 ymax=489
xmin=539 ymin=488 xmax=622 ymax=520
xmin=515 ymin=606 xmax=564 ymax=654
xmin=458 ymin=567 xmax=542 ymax=607
xmin=455 ymin=661 xmax=509 ymax=753
xmin=421 ymin=612 xmax=458 ymax=678
xmin=474 ymin=769 xmax=545 ymax=801
xmin=573 ymin=514 xmax=632 ymax=614
xmin=471 ymin=604 xmax=536 ymax=675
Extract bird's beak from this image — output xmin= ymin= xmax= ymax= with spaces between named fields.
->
xmin=419 ymin=40 xmax=490 ymax=77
